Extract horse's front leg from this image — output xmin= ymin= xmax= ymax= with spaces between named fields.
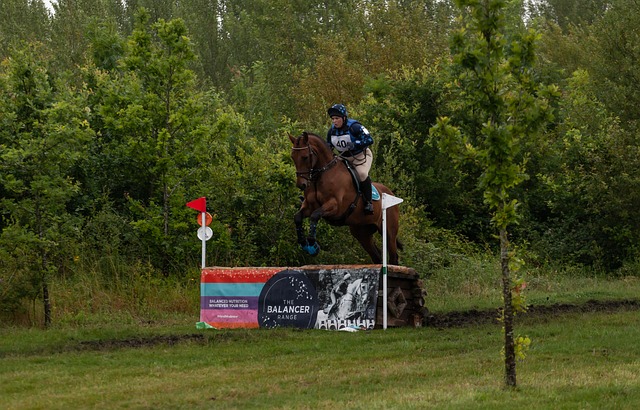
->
xmin=301 ymin=207 xmax=326 ymax=256
xmin=308 ymin=207 xmax=324 ymax=240
xmin=294 ymin=208 xmax=307 ymax=247
xmin=294 ymin=202 xmax=322 ymax=256
xmin=306 ymin=200 xmax=342 ymax=250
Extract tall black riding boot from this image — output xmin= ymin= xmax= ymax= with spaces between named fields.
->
xmin=362 ymin=177 xmax=374 ymax=215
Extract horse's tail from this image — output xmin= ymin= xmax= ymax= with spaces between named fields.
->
xmin=397 ymin=238 xmax=404 ymax=251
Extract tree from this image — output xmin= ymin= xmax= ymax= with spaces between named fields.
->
xmin=529 ymin=0 xmax=609 ymax=30
xmin=49 ymin=0 xmax=103 ymax=72
xmin=521 ymin=70 xmax=640 ymax=270
xmin=92 ymin=9 xmax=214 ymax=276
xmin=431 ymin=0 xmax=556 ymax=387
xmin=357 ymin=66 xmax=496 ymax=243
xmin=293 ymin=0 xmax=455 ymax=123
xmin=587 ymin=0 xmax=640 ymax=129
xmin=219 ymin=0 xmax=357 ymax=123
xmin=534 ymin=0 xmax=639 ymax=129
xmin=174 ymin=0 xmax=222 ymax=84
xmin=0 ymin=43 xmax=93 ymax=326
xmin=0 ymin=0 xmax=50 ymax=59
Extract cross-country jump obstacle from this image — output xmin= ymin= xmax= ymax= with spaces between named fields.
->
xmin=191 ymin=132 xmax=427 ymax=330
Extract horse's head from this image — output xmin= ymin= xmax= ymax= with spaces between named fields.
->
xmin=289 ymin=132 xmax=319 ymax=191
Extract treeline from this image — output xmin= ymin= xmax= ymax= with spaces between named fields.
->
xmin=2 ymin=0 xmax=640 ymax=321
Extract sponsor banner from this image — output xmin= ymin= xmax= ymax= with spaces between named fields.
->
xmin=306 ymin=266 xmax=380 ymax=331
xmin=200 ymin=267 xmax=380 ymax=330
xmin=200 ymin=283 xmax=264 ymax=297
xmin=201 ymin=268 xmax=279 ymax=284
xmin=258 ymin=270 xmax=319 ymax=328
xmin=200 ymin=267 xmax=282 ymax=329
xmin=200 ymin=296 xmax=258 ymax=310
xmin=200 ymin=308 xmax=258 ymax=329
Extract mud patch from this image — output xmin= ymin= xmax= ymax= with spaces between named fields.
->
xmin=64 ymin=299 xmax=640 ymax=352
xmin=77 ymin=333 xmax=206 ymax=351
xmin=424 ymin=299 xmax=640 ymax=329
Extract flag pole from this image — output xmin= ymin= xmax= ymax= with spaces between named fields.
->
xmin=201 ymin=212 xmax=206 ymax=268
xmin=381 ymin=193 xmax=403 ymax=330
xmin=186 ymin=197 xmax=208 ymax=269
xmin=382 ymin=205 xmax=388 ymax=330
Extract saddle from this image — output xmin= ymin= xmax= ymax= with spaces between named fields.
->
xmin=341 ymin=159 xmax=380 ymax=200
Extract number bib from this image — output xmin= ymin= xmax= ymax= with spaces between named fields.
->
xmin=330 ymin=134 xmax=353 ymax=153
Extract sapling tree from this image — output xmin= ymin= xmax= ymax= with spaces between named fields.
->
xmin=431 ymin=0 xmax=557 ymax=387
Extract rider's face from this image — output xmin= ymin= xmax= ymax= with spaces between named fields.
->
xmin=331 ymin=116 xmax=344 ymax=128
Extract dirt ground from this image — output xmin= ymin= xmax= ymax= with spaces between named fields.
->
xmin=77 ymin=333 xmax=207 ymax=350
xmin=424 ymin=299 xmax=640 ymax=328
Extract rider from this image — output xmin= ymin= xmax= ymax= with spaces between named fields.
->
xmin=326 ymin=103 xmax=374 ymax=215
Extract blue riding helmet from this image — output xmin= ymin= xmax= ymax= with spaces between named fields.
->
xmin=328 ymin=103 xmax=348 ymax=118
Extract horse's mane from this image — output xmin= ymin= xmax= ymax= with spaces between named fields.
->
xmin=302 ymin=131 xmax=324 ymax=143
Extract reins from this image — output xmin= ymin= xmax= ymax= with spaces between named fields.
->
xmin=292 ymin=141 xmax=339 ymax=181
xmin=292 ymin=135 xmax=361 ymax=224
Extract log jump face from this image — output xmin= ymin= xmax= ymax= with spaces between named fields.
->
xmin=200 ymin=265 xmax=426 ymax=330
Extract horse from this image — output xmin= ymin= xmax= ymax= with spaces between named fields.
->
xmin=289 ymin=131 xmax=402 ymax=265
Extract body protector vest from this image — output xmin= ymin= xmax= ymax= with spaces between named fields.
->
xmin=327 ymin=119 xmax=373 ymax=156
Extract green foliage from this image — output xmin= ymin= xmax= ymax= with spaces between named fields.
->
xmin=535 ymin=0 xmax=640 ymax=127
xmin=530 ymin=0 xmax=610 ymax=30
xmin=204 ymin=131 xmax=298 ymax=266
xmin=587 ymin=0 xmax=640 ymax=129
xmin=86 ymin=19 xmax=125 ymax=71
xmin=521 ymin=70 xmax=640 ymax=269
xmin=3 ymin=0 xmax=640 ymax=329
xmin=0 ymin=225 xmax=41 ymax=324
xmin=90 ymin=9 xmax=214 ymax=275
xmin=0 ymin=0 xmax=50 ymax=59
xmin=528 ymin=3 xmax=640 ymax=268
xmin=359 ymin=66 xmax=494 ymax=242
xmin=228 ymin=61 xmax=283 ymax=139
xmin=395 ymin=202 xmax=485 ymax=275
xmin=294 ymin=1 xmax=454 ymax=123
xmin=0 ymin=43 xmax=94 ymax=325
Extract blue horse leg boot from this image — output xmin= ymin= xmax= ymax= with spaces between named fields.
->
xmin=303 ymin=237 xmax=320 ymax=256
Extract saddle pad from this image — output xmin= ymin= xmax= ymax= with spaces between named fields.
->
xmin=372 ymin=185 xmax=380 ymax=201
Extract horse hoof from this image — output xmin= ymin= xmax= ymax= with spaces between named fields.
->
xmin=302 ymin=240 xmax=320 ymax=256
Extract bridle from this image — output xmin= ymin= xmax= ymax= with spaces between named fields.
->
xmin=291 ymin=134 xmax=361 ymax=224
xmin=292 ymin=139 xmax=339 ymax=182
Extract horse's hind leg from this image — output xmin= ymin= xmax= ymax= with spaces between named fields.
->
xmin=387 ymin=234 xmax=399 ymax=265
xmin=386 ymin=209 xmax=400 ymax=265
xmin=350 ymin=225 xmax=382 ymax=264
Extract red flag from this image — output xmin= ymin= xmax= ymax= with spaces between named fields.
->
xmin=186 ymin=197 xmax=207 ymax=213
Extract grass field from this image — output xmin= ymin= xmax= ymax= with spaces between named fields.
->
xmin=2 ymin=262 xmax=640 ymax=409
xmin=2 ymin=306 xmax=639 ymax=409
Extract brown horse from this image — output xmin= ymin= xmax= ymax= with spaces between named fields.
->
xmin=289 ymin=131 xmax=402 ymax=265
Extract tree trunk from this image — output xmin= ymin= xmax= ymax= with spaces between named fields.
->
xmin=36 ymin=199 xmax=52 ymax=328
xmin=42 ymin=274 xmax=51 ymax=328
xmin=500 ymin=228 xmax=516 ymax=387
xmin=162 ymin=181 xmax=170 ymax=277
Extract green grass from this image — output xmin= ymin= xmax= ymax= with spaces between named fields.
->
xmin=3 ymin=255 xmax=640 ymax=408
xmin=425 ymin=255 xmax=640 ymax=311
xmin=7 ymin=248 xmax=640 ymax=327
xmin=1 ymin=309 xmax=639 ymax=409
